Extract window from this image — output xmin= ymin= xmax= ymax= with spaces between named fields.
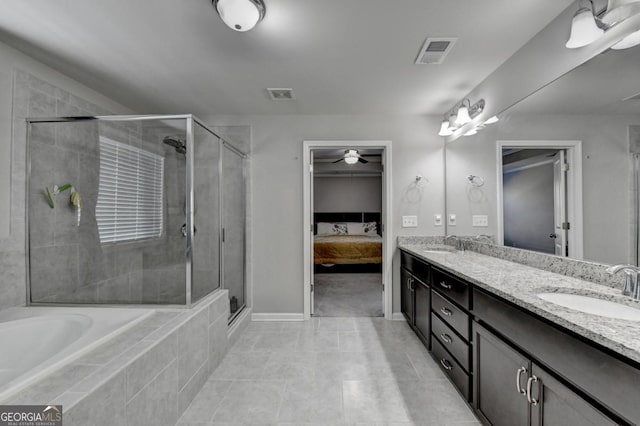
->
xmin=96 ymin=136 xmax=164 ymax=243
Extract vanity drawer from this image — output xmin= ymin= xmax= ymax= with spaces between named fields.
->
xmin=432 ymin=313 xmax=469 ymax=372
xmin=432 ymin=337 xmax=470 ymax=401
xmin=432 ymin=268 xmax=470 ymax=309
xmin=432 ymin=291 xmax=469 ymax=340
xmin=400 ymin=250 xmax=430 ymax=283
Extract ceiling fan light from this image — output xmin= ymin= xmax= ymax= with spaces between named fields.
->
xmin=566 ymin=6 xmax=604 ymax=48
xmin=214 ymin=0 xmax=265 ymax=32
xmin=344 ymin=156 xmax=358 ymax=165
xmin=438 ymin=119 xmax=454 ymax=136
xmin=455 ymin=105 xmax=472 ymax=126
xmin=611 ymin=28 xmax=640 ymax=48
xmin=602 ymin=0 xmax=640 ymax=25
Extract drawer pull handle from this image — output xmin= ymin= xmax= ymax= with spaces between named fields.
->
xmin=440 ymin=307 xmax=453 ymax=316
xmin=439 ymin=281 xmax=452 ymax=290
xmin=440 ymin=359 xmax=453 ymax=371
xmin=516 ymin=367 xmax=527 ymax=395
xmin=526 ymin=375 xmax=539 ymax=405
xmin=440 ymin=333 xmax=453 ymax=343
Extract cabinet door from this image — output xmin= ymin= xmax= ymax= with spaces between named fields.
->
xmin=530 ymin=364 xmax=616 ymax=426
xmin=473 ymin=322 xmax=530 ymax=426
xmin=413 ymin=279 xmax=430 ymax=346
xmin=400 ymin=267 xmax=414 ymax=325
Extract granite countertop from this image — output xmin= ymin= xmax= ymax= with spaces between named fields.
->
xmin=399 ymin=243 xmax=640 ymax=364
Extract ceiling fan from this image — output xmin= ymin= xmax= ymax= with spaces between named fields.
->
xmin=332 ymin=149 xmax=369 ymax=164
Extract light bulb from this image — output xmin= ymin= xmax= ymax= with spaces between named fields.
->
xmin=345 ymin=156 xmax=358 ymax=165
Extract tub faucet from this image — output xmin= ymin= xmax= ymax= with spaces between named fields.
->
xmin=444 ymin=235 xmax=464 ymax=252
xmin=606 ymin=264 xmax=640 ymax=299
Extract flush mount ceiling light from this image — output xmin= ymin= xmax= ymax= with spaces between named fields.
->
xmin=213 ymin=0 xmax=266 ymax=32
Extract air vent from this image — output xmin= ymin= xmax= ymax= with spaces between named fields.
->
xmin=267 ymin=88 xmax=295 ymax=100
xmin=415 ymin=37 xmax=457 ymax=65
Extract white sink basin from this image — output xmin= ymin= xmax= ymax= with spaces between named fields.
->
xmin=538 ymin=293 xmax=640 ymax=321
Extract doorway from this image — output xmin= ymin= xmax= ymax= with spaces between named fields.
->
xmin=496 ymin=140 xmax=583 ymax=259
xmin=303 ymin=141 xmax=393 ymax=320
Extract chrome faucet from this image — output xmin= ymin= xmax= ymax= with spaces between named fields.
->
xmin=606 ymin=264 xmax=640 ymax=299
xmin=444 ymin=235 xmax=464 ymax=252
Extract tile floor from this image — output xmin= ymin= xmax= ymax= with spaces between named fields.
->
xmin=176 ymin=317 xmax=480 ymax=426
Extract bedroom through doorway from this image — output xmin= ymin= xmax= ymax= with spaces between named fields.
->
xmin=310 ymin=148 xmax=384 ymax=317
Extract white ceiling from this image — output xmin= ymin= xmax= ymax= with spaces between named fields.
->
xmin=0 ymin=0 xmax=573 ymax=116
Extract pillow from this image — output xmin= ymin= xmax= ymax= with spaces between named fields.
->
xmin=317 ymin=222 xmax=347 ymax=235
xmin=347 ymin=221 xmax=378 ymax=236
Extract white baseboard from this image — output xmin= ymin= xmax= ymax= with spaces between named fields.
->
xmin=392 ymin=312 xmax=406 ymax=321
xmin=251 ymin=312 xmax=304 ymax=322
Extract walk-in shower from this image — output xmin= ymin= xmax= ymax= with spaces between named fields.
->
xmin=26 ymin=114 xmax=246 ymax=319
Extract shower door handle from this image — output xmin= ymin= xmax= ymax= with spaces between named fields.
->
xmin=181 ymin=223 xmax=197 ymax=238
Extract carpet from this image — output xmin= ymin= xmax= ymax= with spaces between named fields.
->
xmin=313 ymin=273 xmax=383 ymax=317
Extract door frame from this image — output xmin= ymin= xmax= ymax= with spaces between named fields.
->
xmin=496 ymin=140 xmax=583 ymax=259
xmin=302 ymin=140 xmax=393 ymax=320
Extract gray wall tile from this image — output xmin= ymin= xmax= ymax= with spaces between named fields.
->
xmin=125 ymin=360 xmax=179 ymax=426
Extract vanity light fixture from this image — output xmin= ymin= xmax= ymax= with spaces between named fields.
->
xmin=484 ymin=115 xmax=499 ymax=124
xmin=566 ymin=0 xmax=605 ymax=48
xmin=438 ymin=116 xmax=454 ymax=136
xmin=213 ymin=0 xmax=266 ymax=32
xmin=602 ymin=0 xmax=640 ymax=26
xmin=455 ymin=100 xmax=473 ymax=126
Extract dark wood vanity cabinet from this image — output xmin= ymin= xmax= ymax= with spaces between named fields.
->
xmin=400 ymin=251 xmax=430 ymax=347
xmin=398 ymin=249 xmax=636 ymax=425
xmin=473 ymin=322 xmax=615 ymax=426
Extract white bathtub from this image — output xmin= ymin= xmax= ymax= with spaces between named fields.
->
xmin=0 ymin=306 xmax=154 ymax=401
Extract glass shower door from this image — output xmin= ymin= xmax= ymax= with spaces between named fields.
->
xmin=222 ymin=145 xmax=246 ymax=319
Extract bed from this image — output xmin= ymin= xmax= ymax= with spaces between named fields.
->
xmin=313 ymin=212 xmax=382 ymax=266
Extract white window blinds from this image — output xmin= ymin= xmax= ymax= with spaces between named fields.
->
xmin=96 ymin=136 xmax=164 ymax=243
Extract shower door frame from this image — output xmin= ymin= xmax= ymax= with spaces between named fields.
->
xmin=25 ymin=114 xmax=247 ymax=309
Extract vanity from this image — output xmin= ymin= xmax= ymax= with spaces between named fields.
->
xmin=399 ymin=244 xmax=640 ymax=426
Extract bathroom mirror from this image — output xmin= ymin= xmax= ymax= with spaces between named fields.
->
xmin=445 ymin=42 xmax=640 ymax=265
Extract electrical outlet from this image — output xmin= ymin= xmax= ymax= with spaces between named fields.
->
xmin=448 ymin=214 xmax=456 ymax=226
xmin=472 ymin=215 xmax=489 ymax=227
xmin=434 ymin=214 xmax=442 ymax=226
xmin=402 ymin=215 xmax=418 ymax=228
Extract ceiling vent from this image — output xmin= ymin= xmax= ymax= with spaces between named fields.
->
xmin=267 ymin=88 xmax=295 ymax=100
xmin=415 ymin=37 xmax=457 ymax=65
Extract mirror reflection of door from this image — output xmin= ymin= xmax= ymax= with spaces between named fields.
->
xmin=502 ymin=148 xmax=568 ymax=256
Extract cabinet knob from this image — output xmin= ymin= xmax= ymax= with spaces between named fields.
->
xmin=516 ymin=367 xmax=527 ymax=395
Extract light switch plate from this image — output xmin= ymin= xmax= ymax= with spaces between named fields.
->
xmin=402 ymin=215 xmax=418 ymax=228
xmin=472 ymin=215 xmax=489 ymax=227
xmin=434 ymin=214 xmax=442 ymax=226
xmin=448 ymin=214 xmax=456 ymax=226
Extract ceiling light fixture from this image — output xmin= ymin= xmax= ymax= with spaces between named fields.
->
xmin=484 ymin=115 xmax=499 ymax=124
xmin=438 ymin=99 xmax=488 ymax=138
xmin=213 ymin=0 xmax=266 ymax=32
xmin=566 ymin=0 xmax=605 ymax=48
xmin=344 ymin=150 xmax=359 ymax=165
xmin=455 ymin=100 xmax=472 ymax=126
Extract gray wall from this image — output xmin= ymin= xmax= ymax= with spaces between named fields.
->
xmin=0 ymin=52 xmax=133 ymax=309
xmin=314 ymin=176 xmax=381 ymax=213
xmin=446 ymin=113 xmax=635 ymax=264
xmin=204 ymin=114 xmax=445 ymax=316
xmin=503 ymin=163 xmax=555 ymax=253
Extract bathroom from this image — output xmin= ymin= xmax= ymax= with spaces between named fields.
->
xmin=0 ymin=0 xmax=639 ymax=425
